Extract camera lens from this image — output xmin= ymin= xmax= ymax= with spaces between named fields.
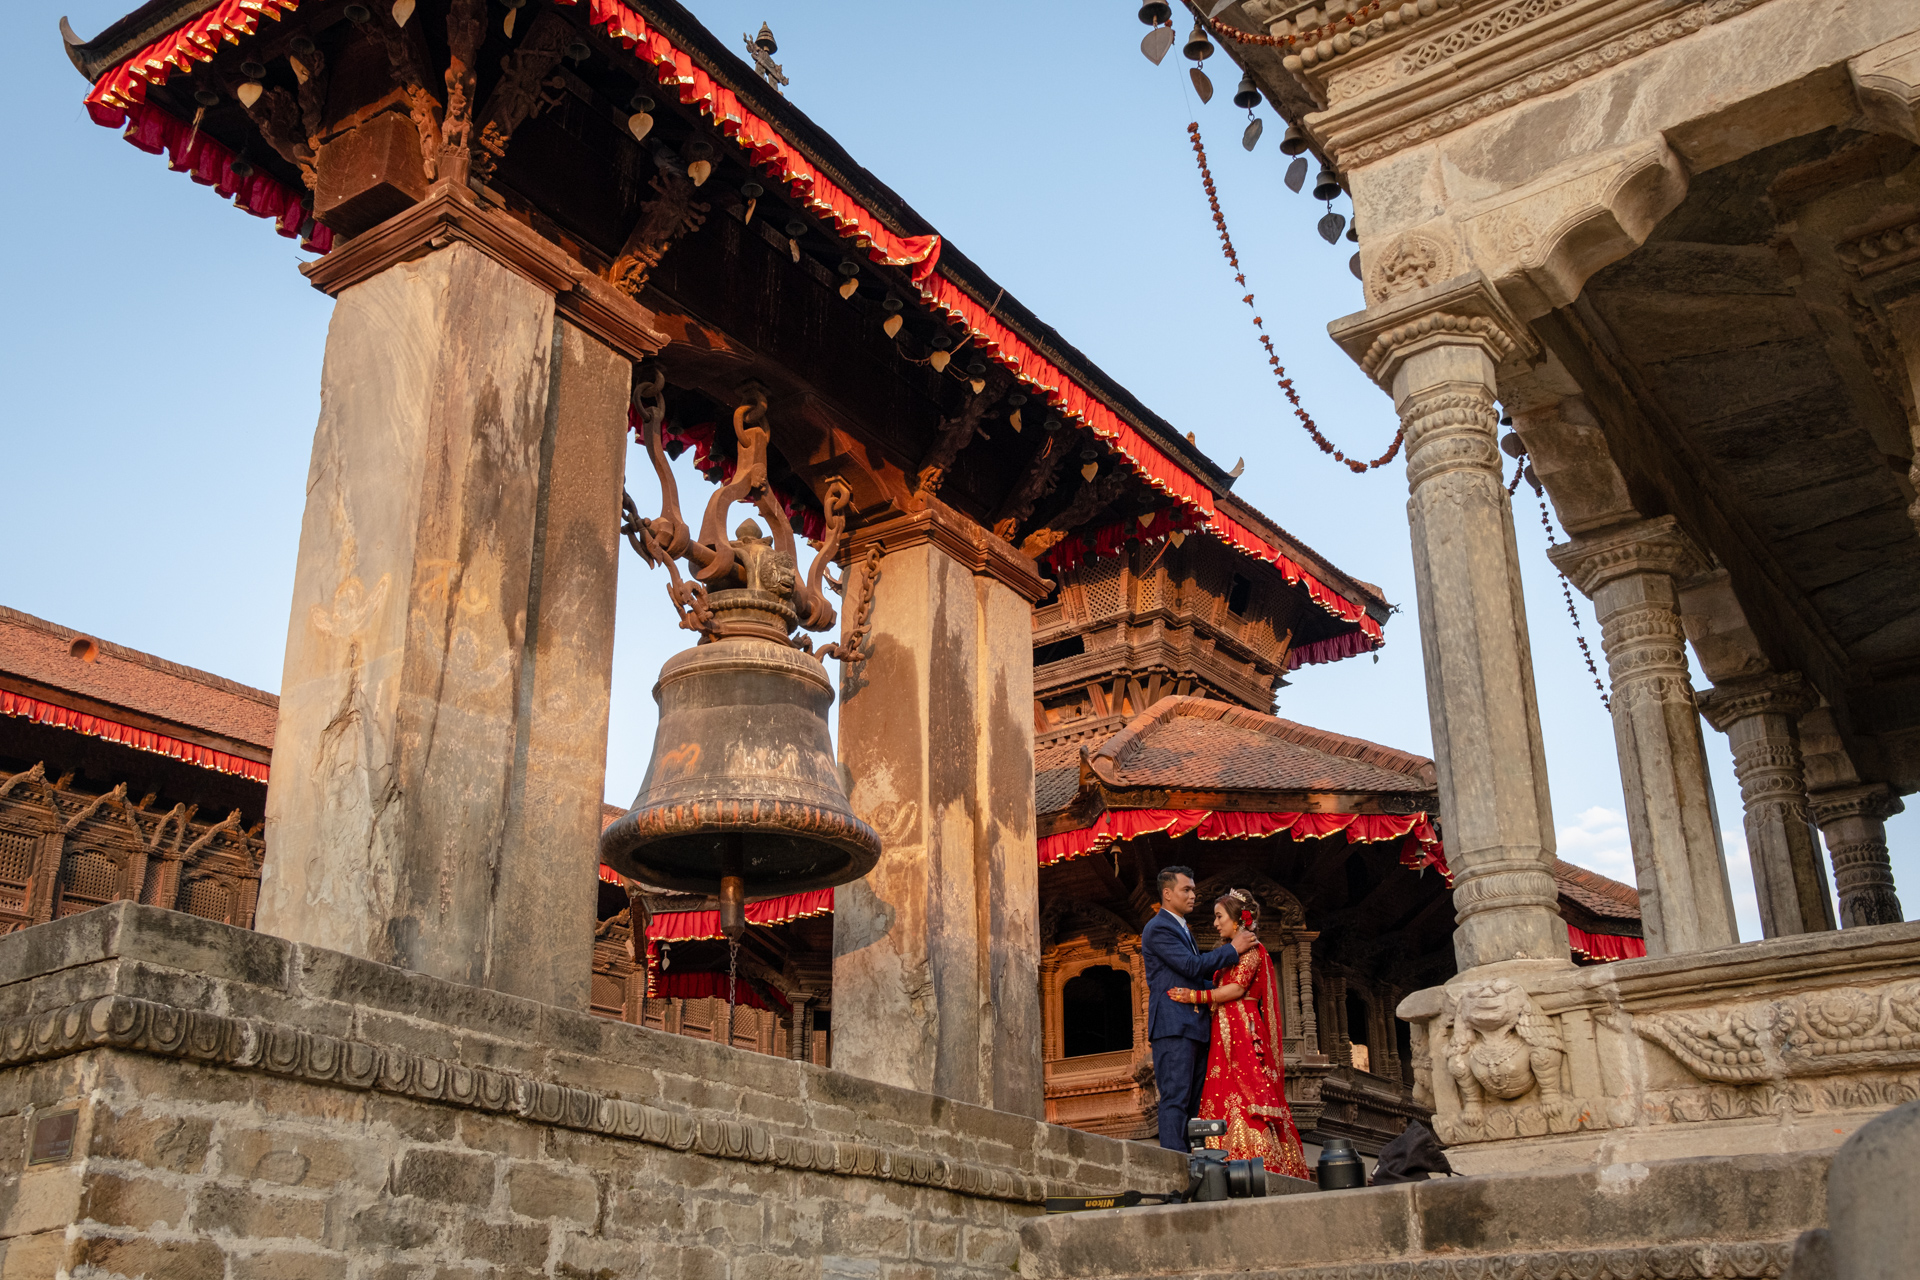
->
xmin=1227 ymin=1156 xmax=1269 ymax=1198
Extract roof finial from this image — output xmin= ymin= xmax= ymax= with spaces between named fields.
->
xmin=744 ymin=23 xmax=788 ymax=94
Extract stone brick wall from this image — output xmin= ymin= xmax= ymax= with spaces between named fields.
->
xmin=0 ymin=904 xmax=1185 ymax=1278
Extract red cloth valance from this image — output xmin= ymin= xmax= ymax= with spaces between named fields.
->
xmin=649 ymin=970 xmax=790 ymax=1015
xmin=0 ymin=690 xmax=270 ymax=783
xmin=81 ymin=0 xmax=1380 ymax=666
xmin=1567 ymin=924 xmax=1645 ymax=963
xmin=1038 ymin=808 xmax=1447 ymax=880
xmin=640 ymin=888 xmax=834 ymax=995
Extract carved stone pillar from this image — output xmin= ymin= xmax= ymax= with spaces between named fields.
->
xmin=1697 ymin=674 xmax=1835 ymax=937
xmin=1332 ymin=278 xmax=1566 ymax=970
xmin=1809 ymin=784 xmax=1907 ymax=927
xmin=831 ymin=505 xmax=1049 ymax=1117
xmin=260 ymin=186 xmax=665 ymax=1009
xmin=1550 ymin=517 xmax=1737 ymax=955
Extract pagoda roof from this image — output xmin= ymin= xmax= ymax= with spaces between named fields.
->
xmin=0 ymin=605 xmax=274 ymax=779
xmin=65 ymin=0 xmax=1391 ymax=658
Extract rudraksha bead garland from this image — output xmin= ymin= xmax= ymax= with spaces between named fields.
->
xmin=1188 ymin=121 xmax=1402 ymax=474
xmin=1200 ymin=2 xmax=1388 ymax=50
xmin=1518 ymin=458 xmax=1610 ymax=713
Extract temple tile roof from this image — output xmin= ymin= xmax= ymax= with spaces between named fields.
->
xmin=1085 ymin=697 xmax=1436 ymax=799
xmin=1552 ymin=858 xmax=1642 ymax=920
xmin=0 ymin=606 xmax=276 ymax=753
xmin=1035 ymin=740 xmax=1087 ymax=818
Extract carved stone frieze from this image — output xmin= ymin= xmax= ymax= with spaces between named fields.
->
xmin=1366 ymin=231 xmax=1457 ymax=305
xmin=1835 ymin=216 xmax=1920 ymax=279
xmin=1324 ymin=0 xmax=1773 ymax=166
xmin=2 ymin=994 xmax=1051 ymax=1204
xmin=1633 ymin=977 xmax=1920 ymax=1083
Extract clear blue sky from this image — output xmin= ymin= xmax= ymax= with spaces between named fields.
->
xmin=6 ymin=0 xmax=1911 ymax=938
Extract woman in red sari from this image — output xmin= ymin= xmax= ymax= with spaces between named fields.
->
xmin=1168 ymin=890 xmax=1311 ymax=1179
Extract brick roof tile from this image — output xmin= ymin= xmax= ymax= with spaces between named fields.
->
xmin=0 ymin=606 xmax=276 ymax=752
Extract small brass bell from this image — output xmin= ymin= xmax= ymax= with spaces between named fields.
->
xmin=1280 ymin=123 xmax=1309 ymax=156
xmin=1138 ymin=0 xmax=1172 ymax=23
xmin=1233 ymin=74 xmax=1262 ymax=109
xmin=1312 ymin=167 xmax=1343 ymax=201
xmin=1183 ymin=24 xmax=1214 ymax=61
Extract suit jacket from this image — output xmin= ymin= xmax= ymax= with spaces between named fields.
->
xmin=1142 ymin=908 xmax=1240 ymax=1043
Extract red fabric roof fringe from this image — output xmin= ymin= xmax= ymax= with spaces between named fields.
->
xmin=82 ymin=0 xmax=1379 ymax=664
xmin=0 ymin=689 xmax=270 ymax=783
xmin=1567 ymin=924 xmax=1646 ymax=964
xmin=639 ymin=888 xmax=833 ymax=995
xmin=1038 ymin=808 xmax=1448 ymax=881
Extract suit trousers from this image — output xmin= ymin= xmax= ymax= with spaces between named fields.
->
xmin=1151 ymin=1034 xmax=1210 ymax=1151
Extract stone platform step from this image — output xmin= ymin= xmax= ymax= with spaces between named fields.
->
xmin=1019 ymin=1149 xmax=1826 ymax=1279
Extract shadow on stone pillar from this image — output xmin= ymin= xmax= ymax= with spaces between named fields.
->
xmin=1697 ymin=673 xmax=1836 ymax=938
xmin=829 ymin=505 xmax=1048 ymax=1117
xmin=261 ymin=227 xmax=652 ymax=1009
xmin=1550 ymin=517 xmax=1737 ymax=955
xmin=1810 ymin=784 xmax=1907 ymax=928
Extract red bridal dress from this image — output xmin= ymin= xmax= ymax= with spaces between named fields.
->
xmin=1197 ymin=943 xmax=1311 ymax=1178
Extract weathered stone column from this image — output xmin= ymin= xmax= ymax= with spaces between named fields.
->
xmin=1697 ymin=674 xmax=1835 ymax=937
xmin=1550 ymin=517 xmax=1738 ymax=954
xmin=831 ymin=506 xmax=1046 ymax=1116
xmin=1810 ymin=784 xmax=1907 ymax=927
xmin=1332 ymin=278 xmax=1567 ymax=970
xmin=261 ymin=189 xmax=663 ymax=1008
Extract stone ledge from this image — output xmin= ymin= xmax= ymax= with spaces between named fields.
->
xmin=0 ymin=905 xmax=1187 ymax=1206
xmin=1020 ymin=1148 xmax=1829 ymax=1278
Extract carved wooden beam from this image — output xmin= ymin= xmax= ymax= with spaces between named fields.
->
xmin=911 ymin=391 xmax=998 ymax=503
xmin=440 ymin=0 xmax=486 ymax=180
xmin=609 ymin=167 xmax=711 ymax=297
xmin=366 ymin=11 xmax=445 ymax=182
xmin=239 ymin=84 xmax=316 ymax=187
xmin=991 ymin=435 xmax=1068 ymax=542
xmin=471 ymin=12 xmax=571 ymax=184
xmin=1020 ymin=472 xmax=1127 ymax=559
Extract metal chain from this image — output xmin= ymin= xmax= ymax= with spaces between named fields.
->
xmin=725 ymin=936 xmax=740 ymax=1047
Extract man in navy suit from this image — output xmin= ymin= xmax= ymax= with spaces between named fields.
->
xmin=1142 ymin=865 xmax=1256 ymax=1150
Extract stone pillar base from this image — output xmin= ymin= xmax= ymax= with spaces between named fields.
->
xmin=1397 ymin=924 xmax=1920 ymax=1175
xmin=0 ymin=904 xmax=1184 ymax=1273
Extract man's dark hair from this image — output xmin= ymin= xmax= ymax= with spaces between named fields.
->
xmin=1157 ymin=866 xmax=1196 ymax=895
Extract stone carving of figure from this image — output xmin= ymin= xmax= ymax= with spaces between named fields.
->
xmin=1444 ymin=978 xmax=1565 ymax=1122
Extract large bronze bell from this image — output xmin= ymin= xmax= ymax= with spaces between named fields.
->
xmin=601 ymin=380 xmax=882 ymax=936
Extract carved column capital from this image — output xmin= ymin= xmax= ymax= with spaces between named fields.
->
xmin=843 ymin=497 xmax=1052 ymax=603
xmin=1695 ymin=672 xmax=1814 ymax=733
xmin=1809 ymin=782 xmax=1906 ymax=827
xmin=1329 ymin=270 xmax=1539 ymax=393
xmin=1546 ymin=516 xmax=1708 ymax=598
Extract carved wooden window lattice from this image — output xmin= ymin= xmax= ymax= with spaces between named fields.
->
xmin=59 ymin=850 xmax=120 ymax=915
xmin=0 ymin=827 xmax=34 ymax=919
xmin=1083 ymin=560 xmax=1126 ymax=620
xmin=180 ymin=877 xmax=233 ymax=923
